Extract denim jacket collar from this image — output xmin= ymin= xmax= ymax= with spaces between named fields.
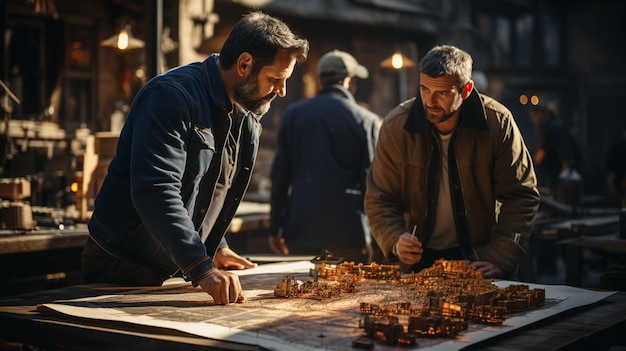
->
xmin=203 ymin=54 xmax=233 ymax=114
xmin=319 ymin=84 xmax=357 ymax=103
xmin=203 ymin=53 xmax=264 ymax=124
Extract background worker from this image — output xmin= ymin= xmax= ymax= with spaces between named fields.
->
xmin=268 ymin=49 xmax=382 ymax=263
xmin=528 ymin=104 xmax=578 ymax=197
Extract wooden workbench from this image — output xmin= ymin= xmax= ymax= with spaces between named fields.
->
xmin=0 ymin=201 xmax=269 ymax=296
xmin=559 ymin=233 xmax=626 ymax=287
xmin=0 ymin=264 xmax=624 ymax=351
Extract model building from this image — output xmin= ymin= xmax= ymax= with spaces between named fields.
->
xmin=274 ymin=259 xmax=545 ymax=345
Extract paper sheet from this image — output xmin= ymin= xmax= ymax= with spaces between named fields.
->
xmin=43 ymin=261 xmax=615 ymax=351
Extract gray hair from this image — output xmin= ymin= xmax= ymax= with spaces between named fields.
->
xmin=419 ymin=45 xmax=473 ymax=90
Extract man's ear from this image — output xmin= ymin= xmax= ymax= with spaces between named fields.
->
xmin=461 ymin=80 xmax=474 ymax=99
xmin=237 ymin=53 xmax=253 ymax=77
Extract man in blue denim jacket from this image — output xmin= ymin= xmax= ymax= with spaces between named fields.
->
xmin=82 ymin=11 xmax=309 ymax=305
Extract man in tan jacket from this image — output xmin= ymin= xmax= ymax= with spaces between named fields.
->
xmin=365 ymin=45 xmax=539 ymax=279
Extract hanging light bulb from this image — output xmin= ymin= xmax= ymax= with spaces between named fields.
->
xmin=380 ymin=51 xmax=415 ymax=70
xmin=117 ymin=26 xmax=130 ymax=50
xmin=101 ymin=24 xmax=145 ymax=50
xmin=391 ymin=53 xmax=404 ymax=69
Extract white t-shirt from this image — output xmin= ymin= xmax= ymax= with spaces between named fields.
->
xmin=427 ymin=131 xmax=458 ymax=250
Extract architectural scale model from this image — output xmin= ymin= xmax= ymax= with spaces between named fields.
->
xmin=274 ymin=259 xmax=546 ymax=346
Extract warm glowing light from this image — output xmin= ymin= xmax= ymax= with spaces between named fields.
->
xmin=117 ymin=29 xmax=129 ymax=50
xmin=530 ymin=95 xmax=540 ymax=105
xmin=70 ymin=182 xmax=79 ymax=193
xmin=391 ymin=53 xmax=404 ymax=69
xmin=519 ymin=95 xmax=528 ymax=105
xmin=101 ymin=24 xmax=145 ymax=50
xmin=379 ymin=52 xmax=415 ymax=70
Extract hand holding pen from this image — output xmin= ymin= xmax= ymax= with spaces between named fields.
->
xmin=394 ymin=224 xmax=423 ymax=265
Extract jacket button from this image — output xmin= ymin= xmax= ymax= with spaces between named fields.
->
xmin=200 ymin=208 xmax=206 ymax=214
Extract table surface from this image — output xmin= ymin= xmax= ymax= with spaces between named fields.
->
xmin=559 ymin=233 xmax=626 ymax=253
xmin=535 ymin=214 xmax=620 ymax=241
xmin=0 ymin=201 xmax=270 ymax=294
xmin=0 ymin=226 xmax=90 ymax=255
xmin=543 ymin=214 xmax=620 ymax=230
xmin=0 ymin=275 xmax=624 ymax=351
xmin=558 ymin=232 xmax=626 ymax=288
xmin=0 ymin=201 xmax=270 ymax=255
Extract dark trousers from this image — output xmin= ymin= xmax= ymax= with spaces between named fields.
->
xmin=82 ymin=236 xmax=165 ymax=286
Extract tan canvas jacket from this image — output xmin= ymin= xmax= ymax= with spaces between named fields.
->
xmin=365 ymin=89 xmax=540 ymax=278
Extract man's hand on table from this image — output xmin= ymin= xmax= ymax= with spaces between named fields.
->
xmin=469 ymin=261 xmax=504 ymax=279
xmin=197 ymin=269 xmax=244 ymax=304
xmin=214 ymin=247 xmax=257 ymax=270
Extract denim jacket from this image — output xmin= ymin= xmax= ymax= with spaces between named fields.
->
xmin=88 ymin=54 xmax=260 ymax=285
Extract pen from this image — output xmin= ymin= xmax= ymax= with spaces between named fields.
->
xmin=411 ymin=224 xmax=417 ymax=237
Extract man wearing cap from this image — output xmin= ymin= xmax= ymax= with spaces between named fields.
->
xmin=268 ymin=49 xmax=382 ymax=263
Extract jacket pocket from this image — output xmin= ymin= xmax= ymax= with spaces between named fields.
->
xmin=187 ymin=125 xmax=216 ymax=178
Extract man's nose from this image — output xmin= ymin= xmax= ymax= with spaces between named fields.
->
xmin=424 ymin=93 xmax=437 ymax=106
xmin=274 ymin=81 xmax=286 ymax=97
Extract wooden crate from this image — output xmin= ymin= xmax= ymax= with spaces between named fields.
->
xmin=0 ymin=178 xmax=31 ymax=201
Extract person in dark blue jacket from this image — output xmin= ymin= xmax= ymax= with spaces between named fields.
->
xmin=528 ymin=104 xmax=577 ymax=195
xmin=82 ymin=11 xmax=309 ymax=305
xmin=268 ymin=50 xmax=382 ymax=263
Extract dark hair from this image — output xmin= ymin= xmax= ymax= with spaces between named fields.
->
xmin=419 ymin=45 xmax=473 ymax=89
xmin=319 ymin=74 xmax=345 ymax=87
xmin=219 ymin=11 xmax=309 ymax=71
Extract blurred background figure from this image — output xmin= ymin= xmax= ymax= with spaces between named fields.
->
xmin=605 ymin=129 xmax=626 ymax=207
xmin=528 ymin=104 xmax=582 ymax=204
xmin=268 ymin=49 xmax=382 ymax=263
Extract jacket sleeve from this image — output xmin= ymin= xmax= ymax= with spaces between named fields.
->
xmin=480 ymin=109 xmax=540 ymax=278
xmin=128 ymin=83 xmax=215 ymax=283
xmin=362 ymin=112 xmax=382 ymax=188
xmin=364 ymin=114 xmax=406 ymax=259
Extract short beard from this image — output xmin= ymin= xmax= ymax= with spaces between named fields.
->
xmin=425 ymin=108 xmax=456 ymax=125
xmin=234 ymin=72 xmax=275 ymax=115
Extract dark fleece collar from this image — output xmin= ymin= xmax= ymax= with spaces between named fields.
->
xmin=404 ymin=88 xmax=488 ymax=133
